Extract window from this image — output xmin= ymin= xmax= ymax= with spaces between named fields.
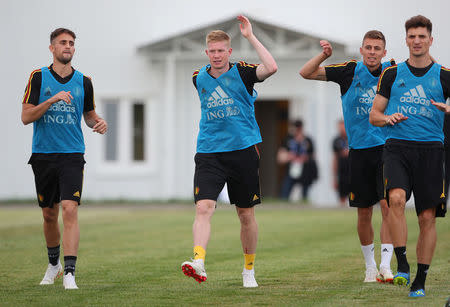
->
xmin=133 ymin=103 xmax=145 ymax=161
xmin=101 ymin=98 xmax=150 ymax=165
xmin=104 ymin=100 xmax=118 ymax=161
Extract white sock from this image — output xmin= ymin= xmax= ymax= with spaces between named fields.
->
xmin=361 ymin=243 xmax=377 ymax=269
xmin=380 ymin=243 xmax=393 ymax=269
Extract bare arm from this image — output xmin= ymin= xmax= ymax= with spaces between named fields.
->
xmin=21 ymin=91 xmax=73 ymax=125
xmin=369 ymin=94 xmax=408 ymax=127
xmin=83 ymin=110 xmax=108 ymax=134
xmin=299 ymin=40 xmax=332 ymax=81
xmin=237 ymin=15 xmax=277 ymax=81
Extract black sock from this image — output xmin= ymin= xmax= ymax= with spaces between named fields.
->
xmin=411 ymin=263 xmax=430 ymax=291
xmin=394 ymin=246 xmax=410 ymax=273
xmin=64 ymin=256 xmax=77 ymax=275
xmin=47 ymin=245 xmax=60 ymax=266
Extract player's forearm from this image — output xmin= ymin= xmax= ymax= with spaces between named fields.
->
xmin=299 ymin=52 xmax=328 ymax=80
xmin=369 ymin=108 xmax=389 ymax=127
xmin=247 ymin=34 xmax=277 ymax=78
xmin=21 ymin=100 xmax=53 ymax=125
xmin=83 ymin=111 xmax=100 ymax=128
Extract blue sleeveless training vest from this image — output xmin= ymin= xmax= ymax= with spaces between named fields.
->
xmin=195 ymin=64 xmax=262 ymax=153
xmin=32 ymin=66 xmax=85 ymax=153
xmin=341 ymin=61 xmax=391 ymax=149
xmin=385 ymin=62 xmax=444 ymax=143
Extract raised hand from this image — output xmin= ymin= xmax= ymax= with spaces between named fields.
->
xmin=237 ymin=15 xmax=253 ymax=39
xmin=320 ymin=40 xmax=332 ymax=57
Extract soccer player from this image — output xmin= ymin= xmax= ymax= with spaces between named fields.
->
xmin=299 ymin=31 xmax=394 ymax=283
xmin=181 ymin=15 xmax=277 ymax=287
xmin=21 ymin=28 xmax=107 ymax=289
xmin=370 ymin=15 xmax=449 ymax=297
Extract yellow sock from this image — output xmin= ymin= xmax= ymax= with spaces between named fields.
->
xmin=193 ymin=246 xmax=206 ymax=260
xmin=244 ymin=253 xmax=256 ymax=270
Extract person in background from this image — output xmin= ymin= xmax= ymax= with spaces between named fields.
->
xmin=332 ymin=119 xmax=350 ymax=207
xmin=277 ymin=119 xmax=318 ymax=202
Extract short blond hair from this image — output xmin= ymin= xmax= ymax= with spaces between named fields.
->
xmin=206 ymin=30 xmax=230 ymax=46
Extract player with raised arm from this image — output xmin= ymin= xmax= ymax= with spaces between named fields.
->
xmin=181 ymin=15 xmax=277 ymax=288
xmin=300 ymin=31 xmax=394 ymax=283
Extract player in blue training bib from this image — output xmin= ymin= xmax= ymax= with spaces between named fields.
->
xmin=22 ymin=28 xmax=108 ymax=290
xmin=181 ymin=15 xmax=277 ymax=288
xmin=300 ymin=30 xmax=395 ymax=284
xmin=370 ymin=15 xmax=449 ymax=298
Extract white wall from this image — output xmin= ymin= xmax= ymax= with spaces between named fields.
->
xmin=2 ymin=0 xmax=450 ymax=203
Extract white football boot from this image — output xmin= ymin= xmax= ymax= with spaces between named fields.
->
xmin=39 ymin=261 xmax=63 ymax=285
xmin=181 ymin=259 xmax=207 ymax=283
xmin=242 ymin=268 xmax=258 ymax=288
xmin=63 ymin=272 xmax=78 ymax=289
xmin=364 ymin=266 xmax=379 ymax=282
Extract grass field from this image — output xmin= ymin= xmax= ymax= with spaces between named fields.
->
xmin=0 ymin=203 xmax=449 ymax=307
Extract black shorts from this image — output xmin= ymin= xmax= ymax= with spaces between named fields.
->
xmin=28 ymin=153 xmax=86 ymax=208
xmin=193 ymin=145 xmax=261 ymax=208
xmin=383 ymin=139 xmax=446 ymax=217
xmin=348 ymin=145 xmax=384 ymax=208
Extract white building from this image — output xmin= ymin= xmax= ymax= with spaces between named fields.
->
xmin=3 ymin=14 xmax=354 ymax=205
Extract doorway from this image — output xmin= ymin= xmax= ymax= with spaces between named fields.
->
xmin=254 ymin=99 xmax=289 ymax=198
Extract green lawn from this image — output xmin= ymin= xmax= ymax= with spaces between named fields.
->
xmin=0 ymin=204 xmax=449 ymax=306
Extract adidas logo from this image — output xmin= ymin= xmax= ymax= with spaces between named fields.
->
xmin=400 ymin=85 xmax=430 ymax=106
xmin=73 ymin=191 xmax=80 ymax=197
xmin=252 ymin=194 xmax=259 ymax=201
xmin=206 ymin=86 xmax=234 ymax=108
xmin=359 ymin=85 xmax=377 ymax=104
xmin=201 ymin=88 xmax=206 ymax=94
xmin=382 ymin=248 xmax=389 ymax=252
xmin=44 ymin=87 xmax=52 ymax=97
xmin=440 ymin=192 xmax=445 ymax=199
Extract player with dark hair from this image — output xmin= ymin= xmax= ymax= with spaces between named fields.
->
xmin=22 ymin=27 xmax=107 ymax=289
xmin=370 ymin=15 xmax=449 ymax=297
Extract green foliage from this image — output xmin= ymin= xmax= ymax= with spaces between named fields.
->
xmin=0 ymin=205 xmax=448 ymax=306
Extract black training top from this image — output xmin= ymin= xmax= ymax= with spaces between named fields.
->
xmin=23 ymin=64 xmax=95 ymax=112
xmin=377 ymin=60 xmax=450 ymax=146
xmin=376 ymin=60 xmax=450 ymax=100
xmin=192 ymin=61 xmax=261 ymax=95
xmin=325 ymin=59 xmax=395 ymax=96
